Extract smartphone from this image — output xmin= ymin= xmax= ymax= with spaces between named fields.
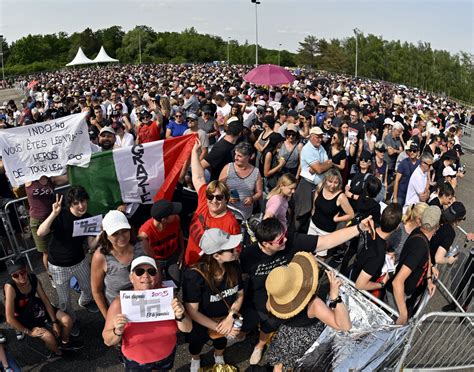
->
xmin=230 ymin=189 xmax=240 ymax=200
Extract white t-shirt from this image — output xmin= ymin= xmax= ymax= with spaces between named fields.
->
xmin=404 ymin=166 xmax=427 ymax=210
xmin=115 ymin=132 xmax=135 ymax=148
xmin=216 ymin=103 xmax=231 ymax=118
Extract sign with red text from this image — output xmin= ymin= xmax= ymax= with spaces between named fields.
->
xmin=0 ymin=113 xmax=91 ymax=186
xmin=120 ymin=288 xmax=174 ymax=322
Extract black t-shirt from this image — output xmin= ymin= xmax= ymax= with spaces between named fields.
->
xmin=48 ymin=208 xmax=91 ymax=267
xmin=396 ymin=228 xmax=430 ymax=296
xmin=321 ymin=126 xmax=336 ymax=152
xmin=428 ymin=197 xmax=441 ymax=208
xmin=429 ymin=223 xmax=455 ymax=263
xmin=204 ymin=139 xmax=235 ymax=181
xmin=349 ymin=121 xmax=365 ymax=141
xmin=182 ymin=264 xmax=243 ymax=318
xmin=351 ymin=234 xmax=386 ymax=282
xmin=329 ymin=148 xmax=347 ymax=167
xmin=239 ymin=233 xmax=319 ymax=313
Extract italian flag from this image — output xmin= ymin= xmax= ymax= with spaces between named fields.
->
xmin=68 ymin=134 xmax=196 ymax=215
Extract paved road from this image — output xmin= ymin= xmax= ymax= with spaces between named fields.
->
xmin=0 ymin=89 xmax=472 ymax=371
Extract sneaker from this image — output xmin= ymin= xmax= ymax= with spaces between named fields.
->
xmin=80 ymin=301 xmax=99 ymax=313
xmin=0 ymin=330 xmax=6 ymax=344
xmin=249 ymin=346 xmax=264 ymax=365
xmin=190 ymin=358 xmax=200 ymax=372
xmin=16 ymin=331 xmax=25 ymax=341
xmin=71 ymin=323 xmax=80 ymax=337
xmin=442 ymin=302 xmax=457 ymax=312
xmin=214 ymin=354 xmax=225 ymax=365
xmin=60 ymin=339 xmax=84 ymax=351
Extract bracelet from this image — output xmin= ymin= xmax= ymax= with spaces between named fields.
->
xmin=113 ymin=328 xmax=123 ymax=337
xmin=175 ymin=314 xmax=185 ymax=322
xmin=328 ymin=296 xmax=343 ymax=309
xmin=426 ymin=276 xmax=432 ymax=280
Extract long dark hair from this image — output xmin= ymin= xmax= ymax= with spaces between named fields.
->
xmin=193 ymin=254 xmax=239 ymax=293
xmin=98 ymin=229 xmax=137 ymax=255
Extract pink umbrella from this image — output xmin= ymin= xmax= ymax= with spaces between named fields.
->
xmin=27 ymin=80 xmax=39 ymax=89
xmin=243 ymin=64 xmax=295 ymax=86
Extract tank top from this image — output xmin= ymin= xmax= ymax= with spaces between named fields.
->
xmin=279 ymin=142 xmax=300 ymax=170
xmin=122 ymin=318 xmax=177 ymax=364
xmin=104 ymin=242 xmax=145 ymax=305
xmin=311 ymin=190 xmax=343 ymax=232
xmin=226 ymin=163 xmax=259 ymax=220
xmin=25 ymin=179 xmax=55 ymax=220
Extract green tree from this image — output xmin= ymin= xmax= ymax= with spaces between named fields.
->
xmin=96 ymin=26 xmax=124 ymax=58
xmin=297 ymin=35 xmax=321 ymax=66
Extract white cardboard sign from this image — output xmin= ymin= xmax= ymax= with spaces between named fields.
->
xmin=120 ymin=288 xmax=174 ymax=323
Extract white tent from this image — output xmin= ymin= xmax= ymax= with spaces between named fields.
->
xmin=66 ymin=47 xmax=94 ymax=66
xmin=92 ymin=46 xmax=119 ymax=63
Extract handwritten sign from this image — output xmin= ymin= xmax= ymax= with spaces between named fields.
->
xmin=120 ymin=288 xmax=174 ymax=323
xmin=0 ymin=113 xmax=91 ymax=186
xmin=72 ymin=215 xmax=103 ymax=237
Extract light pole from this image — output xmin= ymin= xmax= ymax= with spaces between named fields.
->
xmin=251 ymin=0 xmax=261 ymax=66
xmin=0 ymin=35 xmax=4 ymax=81
xmin=353 ymin=28 xmax=361 ymax=78
xmin=227 ymin=37 xmax=231 ymax=65
xmin=138 ymin=31 xmax=142 ymax=64
xmin=278 ymin=43 xmax=282 ymax=66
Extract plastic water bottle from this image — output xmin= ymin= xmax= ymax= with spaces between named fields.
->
xmin=226 ymin=316 xmax=243 ymax=339
xmin=447 ymin=245 xmax=459 ymax=257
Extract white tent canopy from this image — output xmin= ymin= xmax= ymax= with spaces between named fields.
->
xmin=93 ymin=46 xmax=119 ymax=63
xmin=66 ymin=47 xmax=94 ymax=66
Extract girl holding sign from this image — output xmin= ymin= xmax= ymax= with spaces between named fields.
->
xmin=102 ymin=256 xmax=192 ymax=371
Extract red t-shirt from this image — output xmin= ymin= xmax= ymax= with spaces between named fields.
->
xmin=139 ymin=215 xmax=181 ymax=260
xmin=185 ymin=184 xmax=241 ymax=266
xmin=137 ymin=121 xmax=161 ymax=144
xmin=122 ymin=319 xmax=177 ymax=364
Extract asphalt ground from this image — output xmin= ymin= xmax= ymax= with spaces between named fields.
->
xmin=0 ymin=89 xmax=472 ymax=371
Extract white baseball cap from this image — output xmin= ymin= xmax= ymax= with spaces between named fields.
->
xmin=130 ymin=256 xmax=157 ymax=272
xmin=102 ymin=210 xmax=131 ymax=236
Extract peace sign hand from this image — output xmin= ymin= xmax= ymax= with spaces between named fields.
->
xmin=52 ymin=194 xmax=63 ymax=217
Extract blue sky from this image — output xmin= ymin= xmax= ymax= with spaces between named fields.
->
xmin=1 ymin=0 xmax=472 ymax=55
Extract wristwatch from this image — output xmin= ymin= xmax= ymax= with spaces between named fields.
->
xmin=329 ymin=296 xmax=343 ymax=309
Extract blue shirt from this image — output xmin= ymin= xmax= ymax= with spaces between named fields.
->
xmin=397 ymin=158 xmax=420 ymax=199
xmin=300 ymin=142 xmax=328 ymax=185
xmin=166 ymin=120 xmax=189 ymax=137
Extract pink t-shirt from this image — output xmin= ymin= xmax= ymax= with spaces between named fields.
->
xmin=265 ymin=195 xmax=289 ymax=230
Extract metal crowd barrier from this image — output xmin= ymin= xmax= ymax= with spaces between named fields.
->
xmin=0 ymin=184 xmax=70 ymax=270
xmin=460 ymin=123 xmax=474 ymax=152
xmin=393 ymin=312 xmax=474 ymax=371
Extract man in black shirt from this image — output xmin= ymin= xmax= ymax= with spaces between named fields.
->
xmin=37 ymin=187 xmax=100 ymax=332
xmin=201 ymin=120 xmax=243 ymax=181
xmin=240 ymin=215 xmax=375 ymax=365
xmin=391 ymin=206 xmax=440 ymax=325
xmin=351 ymin=204 xmax=402 ymax=295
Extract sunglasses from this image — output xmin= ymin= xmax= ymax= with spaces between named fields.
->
xmin=12 ymin=269 xmax=27 ymax=279
xmin=175 ymin=114 xmax=183 ymax=118
xmin=269 ymin=230 xmax=288 ymax=245
xmin=422 ymin=161 xmax=433 ymax=167
xmin=206 ymin=193 xmax=225 ymax=201
xmin=134 ymin=267 xmax=158 ymax=277
xmin=285 ymin=131 xmax=297 ymax=137
xmin=326 ymin=120 xmax=332 ymax=124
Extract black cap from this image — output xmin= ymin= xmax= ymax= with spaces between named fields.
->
xmin=6 ymin=256 xmax=26 ymax=276
xmin=360 ymin=150 xmax=373 ymax=162
xmin=443 ymin=201 xmax=466 ymax=223
xmin=444 ymin=149 xmax=458 ymax=160
xmin=151 ymin=200 xmax=182 ymax=221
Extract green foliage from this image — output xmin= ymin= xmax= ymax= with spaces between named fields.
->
xmin=3 ymin=26 xmax=473 ymax=103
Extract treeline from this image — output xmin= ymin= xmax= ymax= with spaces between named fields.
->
xmin=1 ymin=26 xmax=472 ymax=103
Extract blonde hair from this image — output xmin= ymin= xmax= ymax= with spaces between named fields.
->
xmin=402 ymin=202 xmax=428 ymax=224
xmin=267 ymin=173 xmax=297 ymax=199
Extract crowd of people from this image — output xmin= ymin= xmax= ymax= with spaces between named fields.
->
xmin=0 ymin=62 xmax=472 ymax=371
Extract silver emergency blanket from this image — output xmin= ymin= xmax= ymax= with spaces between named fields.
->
xmin=296 ymin=283 xmax=410 ymax=371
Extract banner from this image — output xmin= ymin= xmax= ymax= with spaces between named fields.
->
xmin=0 ymin=113 xmax=91 ymax=186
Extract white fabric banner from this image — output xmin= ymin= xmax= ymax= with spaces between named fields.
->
xmin=112 ymin=141 xmax=164 ymax=204
xmin=0 ymin=113 xmax=91 ymax=186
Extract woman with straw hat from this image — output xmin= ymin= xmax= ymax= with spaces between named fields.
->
xmin=264 ymin=252 xmax=351 ymax=371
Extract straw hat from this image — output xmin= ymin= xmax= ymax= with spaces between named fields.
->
xmin=265 ymin=252 xmax=319 ymax=319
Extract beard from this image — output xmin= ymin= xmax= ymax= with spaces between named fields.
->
xmin=99 ymin=140 xmax=114 ymax=150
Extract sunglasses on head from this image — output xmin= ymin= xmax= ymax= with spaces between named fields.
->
xmin=134 ymin=267 xmax=157 ymax=277
xmin=269 ymin=230 xmax=288 ymax=245
xmin=12 ymin=269 xmax=27 ymax=279
xmin=206 ymin=193 xmax=225 ymax=201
